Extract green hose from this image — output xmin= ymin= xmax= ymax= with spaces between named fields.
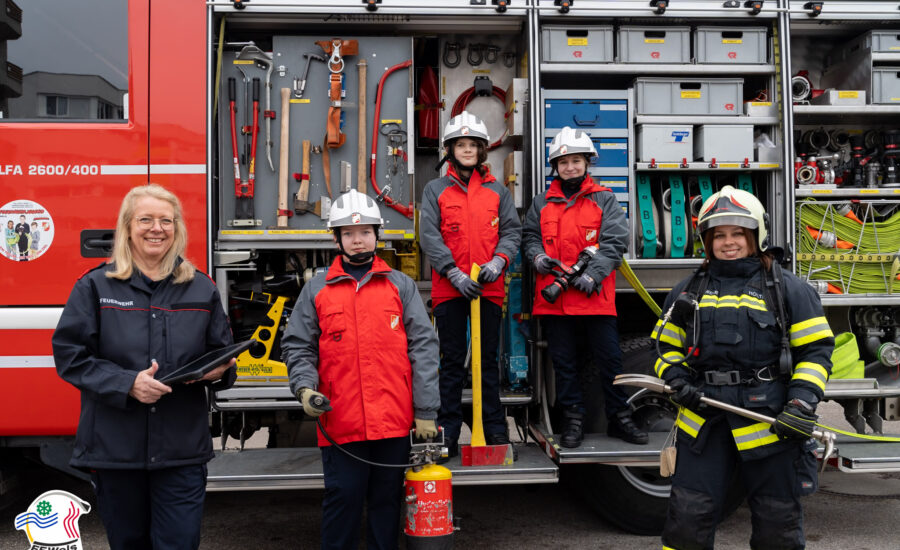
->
xmin=796 ymin=199 xmax=900 ymax=294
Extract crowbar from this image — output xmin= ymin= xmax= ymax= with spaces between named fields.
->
xmin=613 ymin=374 xmax=836 ymax=471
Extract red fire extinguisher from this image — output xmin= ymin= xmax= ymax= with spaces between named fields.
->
xmin=405 ymin=463 xmax=454 ymax=549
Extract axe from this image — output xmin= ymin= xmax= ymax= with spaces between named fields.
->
xmin=613 ymin=373 xmax=835 ymax=470
xmin=293 ymin=140 xmax=321 ymax=216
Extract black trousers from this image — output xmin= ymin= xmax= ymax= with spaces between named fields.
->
xmin=662 ymin=414 xmax=813 ymax=550
xmin=91 ymin=464 xmax=207 ymax=550
xmin=542 ymin=314 xmax=628 ymax=418
xmin=433 ymin=297 xmax=506 ymax=442
xmin=321 ymin=436 xmax=410 ymax=550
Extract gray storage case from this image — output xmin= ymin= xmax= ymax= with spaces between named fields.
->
xmin=637 ymin=124 xmax=693 ymax=162
xmin=635 ymin=77 xmax=744 ymax=116
xmin=618 ymin=26 xmax=690 ymax=64
xmin=542 ymin=25 xmax=614 ymax=63
xmin=694 ymin=26 xmax=768 ymax=64
xmin=694 ymin=125 xmax=754 ymax=162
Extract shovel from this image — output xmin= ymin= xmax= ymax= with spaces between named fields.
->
xmin=613 ymin=373 xmax=835 ymax=471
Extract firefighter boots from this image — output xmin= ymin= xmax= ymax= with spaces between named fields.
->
xmin=608 ymin=409 xmax=649 ymax=445
xmin=560 ymin=407 xmax=584 ymax=448
xmin=486 ymin=432 xmax=518 ymax=461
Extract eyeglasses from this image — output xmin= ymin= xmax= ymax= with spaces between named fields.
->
xmin=135 ymin=217 xmax=175 ymax=229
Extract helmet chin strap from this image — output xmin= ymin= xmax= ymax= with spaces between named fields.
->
xmin=560 ymin=174 xmax=587 ymax=188
xmin=335 ymin=229 xmax=378 ymax=264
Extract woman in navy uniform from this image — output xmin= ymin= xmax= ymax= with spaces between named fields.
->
xmin=653 ymin=185 xmax=834 ymax=550
xmin=53 ymin=183 xmax=236 ymax=550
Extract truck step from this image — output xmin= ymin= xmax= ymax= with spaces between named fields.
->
xmin=213 ymin=386 xmax=533 ymax=410
xmin=533 ymin=429 xmax=669 ymax=466
xmin=834 ymin=436 xmax=900 ymax=472
xmin=206 ymin=443 xmax=557 ymax=491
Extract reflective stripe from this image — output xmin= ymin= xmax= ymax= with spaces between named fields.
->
xmin=733 ymin=422 xmax=780 ymax=451
xmin=98 ymin=164 xmax=207 ymax=176
xmin=793 ymin=361 xmax=829 ymax=390
xmin=654 ymin=351 xmax=686 ymax=378
xmin=0 ymin=356 xmax=55 ymax=368
xmin=652 ymin=320 xmax=686 ymax=347
xmin=698 ymin=293 xmax=767 ymax=311
xmin=790 ymin=316 xmax=834 ymax=347
xmin=675 ymin=407 xmax=705 ymax=439
xmin=0 ymin=308 xmax=63 ymax=329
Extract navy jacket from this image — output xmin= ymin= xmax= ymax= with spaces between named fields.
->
xmin=53 ymin=261 xmax=235 ymax=470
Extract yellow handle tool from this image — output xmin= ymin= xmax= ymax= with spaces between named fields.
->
xmin=469 ymin=263 xmax=486 ymax=447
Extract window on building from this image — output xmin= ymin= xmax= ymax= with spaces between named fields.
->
xmin=2 ymin=0 xmax=127 ymax=121
xmin=45 ymin=95 xmax=67 ymax=117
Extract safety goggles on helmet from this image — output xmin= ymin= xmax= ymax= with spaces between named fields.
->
xmin=548 ymin=126 xmax=598 ymax=163
xmin=697 ymin=185 xmax=769 ymax=250
xmin=442 ymin=111 xmax=490 ymax=147
xmin=327 ymin=189 xmax=384 ymax=229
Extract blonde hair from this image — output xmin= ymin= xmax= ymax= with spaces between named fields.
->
xmin=106 ymin=183 xmax=196 ymax=283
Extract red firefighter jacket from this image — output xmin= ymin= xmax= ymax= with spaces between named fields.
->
xmin=420 ymin=165 xmax=522 ymax=307
xmin=522 ymin=175 xmax=628 ymax=316
xmin=281 ymin=256 xmax=440 ymax=446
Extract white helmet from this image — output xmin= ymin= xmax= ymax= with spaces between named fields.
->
xmin=327 ymin=189 xmax=384 ymax=229
xmin=697 ymin=185 xmax=769 ymax=250
xmin=548 ymin=126 xmax=598 ymax=163
xmin=442 ymin=111 xmax=490 ymax=147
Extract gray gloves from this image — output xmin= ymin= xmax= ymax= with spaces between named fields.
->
xmin=573 ymin=273 xmax=598 ymax=296
xmin=533 ymin=253 xmax=554 ymax=275
xmin=296 ymin=387 xmax=332 ymax=417
xmin=446 ymin=266 xmax=483 ymax=300
xmin=478 ymin=255 xmax=506 ymax=283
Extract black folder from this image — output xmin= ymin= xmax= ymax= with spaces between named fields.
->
xmin=159 ymin=339 xmax=255 ymax=384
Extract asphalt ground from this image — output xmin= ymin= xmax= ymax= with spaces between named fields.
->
xmin=2 ymin=401 xmax=899 ymax=549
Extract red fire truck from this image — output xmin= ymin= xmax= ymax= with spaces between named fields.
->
xmin=2 ymin=0 xmax=900 ymax=534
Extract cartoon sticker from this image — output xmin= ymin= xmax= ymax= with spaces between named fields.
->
xmin=1 ymin=199 xmax=55 ymax=262
xmin=14 ymin=489 xmax=91 ymax=549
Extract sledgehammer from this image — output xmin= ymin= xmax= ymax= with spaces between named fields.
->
xmin=461 ymin=263 xmax=515 ymax=466
xmin=613 ymin=373 xmax=835 ymax=471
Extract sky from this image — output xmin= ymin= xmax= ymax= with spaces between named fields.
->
xmin=7 ymin=0 xmax=128 ymax=90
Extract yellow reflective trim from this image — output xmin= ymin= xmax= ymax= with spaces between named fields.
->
xmin=733 ymin=422 xmax=780 ymax=451
xmin=675 ymin=407 xmax=705 ymax=439
xmin=793 ymin=372 xmax=827 ymax=391
xmin=652 ymin=320 xmax=686 ymax=347
xmin=697 ymin=294 xmax=767 ymax=311
xmin=654 ymin=351 xmax=686 ymax=378
xmin=790 ymin=317 xmax=834 ymax=346
xmin=794 ymin=361 xmax=828 ymax=380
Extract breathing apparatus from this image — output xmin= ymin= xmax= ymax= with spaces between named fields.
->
xmin=328 ymin=189 xmax=383 ymax=263
xmin=653 ymin=186 xmax=792 ymax=377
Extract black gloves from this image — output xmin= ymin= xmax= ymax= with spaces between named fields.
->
xmin=573 ymin=273 xmax=599 ymax=296
xmin=771 ymin=399 xmax=818 ymax=440
xmin=668 ymin=378 xmax=705 ymax=410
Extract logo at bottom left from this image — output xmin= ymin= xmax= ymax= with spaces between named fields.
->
xmin=14 ymin=490 xmax=91 ymax=550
